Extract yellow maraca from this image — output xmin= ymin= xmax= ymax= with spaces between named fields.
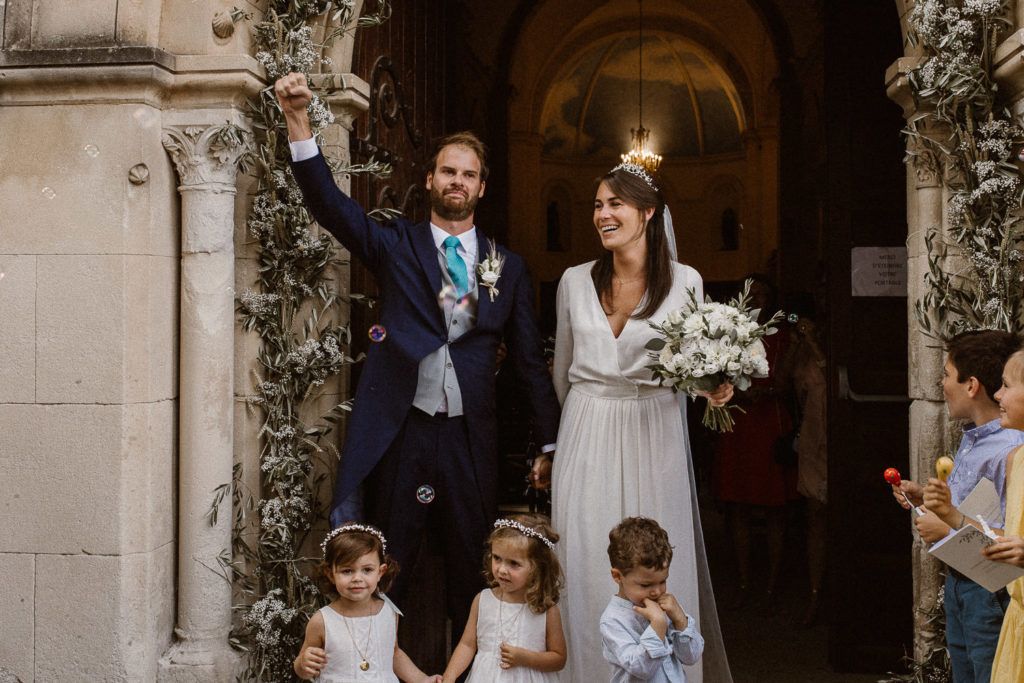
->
xmin=936 ymin=456 xmax=954 ymax=482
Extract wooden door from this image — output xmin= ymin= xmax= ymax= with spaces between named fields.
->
xmin=824 ymin=2 xmax=913 ymax=672
xmin=347 ymin=4 xmax=456 ymax=672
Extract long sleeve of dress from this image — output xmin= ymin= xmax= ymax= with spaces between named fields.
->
xmin=552 ymin=272 xmax=574 ymax=405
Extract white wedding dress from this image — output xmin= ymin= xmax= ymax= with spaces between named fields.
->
xmin=551 ymin=261 xmax=730 ymax=683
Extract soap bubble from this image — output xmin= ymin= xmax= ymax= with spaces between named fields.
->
xmin=83 ymin=144 xmax=99 ymax=158
xmin=132 ymin=107 xmax=158 ymax=129
xmin=437 ymin=284 xmax=470 ymax=313
xmin=368 ymin=325 xmax=386 ymax=342
xmin=41 ymin=187 xmax=56 ymax=200
xmin=416 ymin=485 xmax=435 ymax=504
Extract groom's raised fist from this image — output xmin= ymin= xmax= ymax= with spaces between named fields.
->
xmin=275 ymin=73 xmax=314 ymax=141
xmin=275 ymin=72 xmax=313 ymax=112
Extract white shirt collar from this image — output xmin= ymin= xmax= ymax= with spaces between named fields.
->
xmin=430 ymin=223 xmax=478 ymax=258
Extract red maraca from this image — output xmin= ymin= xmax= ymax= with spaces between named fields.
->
xmin=884 ymin=467 xmax=924 ymax=515
xmin=883 ymin=468 xmax=901 ymax=487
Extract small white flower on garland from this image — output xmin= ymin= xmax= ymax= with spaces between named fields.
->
xmin=477 ymin=239 xmax=505 ymax=302
xmin=320 ymin=523 xmax=388 ymax=556
xmin=494 ymin=518 xmax=555 ymax=549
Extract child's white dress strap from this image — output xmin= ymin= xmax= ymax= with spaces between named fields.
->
xmin=380 ymin=592 xmax=403 ymax=617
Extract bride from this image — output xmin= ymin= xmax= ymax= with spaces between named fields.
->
xmin=533 ymin=163 xmax=733 ymax=682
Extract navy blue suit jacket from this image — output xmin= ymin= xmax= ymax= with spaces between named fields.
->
xmin=291 ymin=153 xmax=561 ymax=522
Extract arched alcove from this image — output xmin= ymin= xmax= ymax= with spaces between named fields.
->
xmin=506 ymin=0 xmax=780 ymax=289
xmin=543 ymin=181 xmax=574 ymax=252
xmin=539 ymin=33 xmax=746 ymax=160
xmin=704 ymin=176 xmax=746 ymax=251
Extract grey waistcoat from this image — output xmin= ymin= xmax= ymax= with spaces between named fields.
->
xmin=411 ymin=251 xmax=478 ymax=416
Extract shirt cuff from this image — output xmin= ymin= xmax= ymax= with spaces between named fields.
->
xmin=289 ymin=137 xmax=319 ymax=162
xmin=668 ymin=612 xmax=698 ymax=641
xmin=540 ymin=443 xmax=556 ymax=454
xmin=639 ymin=624 xmax=671 ymax=658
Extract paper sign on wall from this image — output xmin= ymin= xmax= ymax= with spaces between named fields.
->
xmin=851 ymin=247 xmax=907 ymax=297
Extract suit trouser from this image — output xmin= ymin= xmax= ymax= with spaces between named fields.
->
xmin=366 ymin=407 xmax=493 ymax=638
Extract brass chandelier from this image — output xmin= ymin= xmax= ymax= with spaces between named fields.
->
xmin=620 ymin=0 xmax=662 ymax=174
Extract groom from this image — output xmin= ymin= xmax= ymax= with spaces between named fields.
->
xmin=275 ymin=73 xmax=560 ymax=629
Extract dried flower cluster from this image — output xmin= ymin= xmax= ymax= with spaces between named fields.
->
xmin=906 ymin=0 xmax=1024 ymax=337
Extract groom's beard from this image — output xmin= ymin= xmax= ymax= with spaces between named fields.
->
xmin=431 ymin=183 xmax=478 ymax=221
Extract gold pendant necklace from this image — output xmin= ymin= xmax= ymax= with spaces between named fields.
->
xmin=496 ymin=590 xmax=526 ymax=666
xmin=341 ymin=612 xmax=373 ymax=671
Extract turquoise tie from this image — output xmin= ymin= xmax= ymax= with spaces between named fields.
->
xmin=443 ymin=235 xmax=469 ymax=298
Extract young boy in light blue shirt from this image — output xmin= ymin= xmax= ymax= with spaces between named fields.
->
xmin=892 ymin=330 xmax=1024 ymax=683
xmin=600 ymin=517 xmax=703 ymax=682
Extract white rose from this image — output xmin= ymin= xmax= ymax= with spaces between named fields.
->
xmin=707 ymin=311 xmax=731 ymax=336
xmin=670 ymin=353 xmax=689 ymax=373
xmin=747 ymin=339 xmax=766 ymax=362
xmin=667 ymin=309 xmax=684 ymax=326
xmin=481 ymin=270 xmax=499 ymax=285
xmin=659 ymin=345 xmax=674 ymax=365
xmin=704 ymin=347 xmax=728 ymax=372
xmin=743 ymin=340 xmax=769 ymax=376
xmin=735 ymin=321 xmax=756 ymax=342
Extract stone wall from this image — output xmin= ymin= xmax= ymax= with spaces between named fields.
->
xmin=0 ymin=1 xmax=363 ymax=680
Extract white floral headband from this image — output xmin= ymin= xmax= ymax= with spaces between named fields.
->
xmin=611 ymin=162 xmax=657 ymax=190
xmin=321 ymin=523 xmax=388 ymax=556
xmin=494 ymin=518 xmax=555 ymax=550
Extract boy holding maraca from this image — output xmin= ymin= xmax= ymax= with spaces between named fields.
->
xmin=889 ymin=330 xmax=1024 ymax=683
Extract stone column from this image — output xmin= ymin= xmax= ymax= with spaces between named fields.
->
xmin=887 ymin=56 xmax=954 ymax=660
xmin=906 ymin=142 xmax=949 ymax=660
xmin=159 ymin=123 xmax=250 ymax=681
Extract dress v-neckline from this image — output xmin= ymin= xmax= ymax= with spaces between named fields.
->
xmin=590 ymin=281 xmax=640 ymax=340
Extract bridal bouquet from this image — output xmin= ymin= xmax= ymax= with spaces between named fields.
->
xmin=645 ymin=279 xmax=783 ymax=432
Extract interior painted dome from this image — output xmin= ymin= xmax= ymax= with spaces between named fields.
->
xmin=540 ymin=33 xmax=745 ymax=159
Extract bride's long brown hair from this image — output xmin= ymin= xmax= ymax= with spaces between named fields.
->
xmin=590 ymin=167 xmax=673 ymax=320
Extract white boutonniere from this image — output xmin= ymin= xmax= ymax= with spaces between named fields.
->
xmin=476 ymin=239 xmax=504 ymax=302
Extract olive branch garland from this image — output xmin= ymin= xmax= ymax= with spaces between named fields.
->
xmin=904 ymin=0 xmax=1024 ymax=339
xmin=209 ymin=2 xmax=393 ymax=679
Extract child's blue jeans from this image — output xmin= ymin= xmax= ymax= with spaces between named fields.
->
xmin=945 ymin=570 xmax=1010 ymax=683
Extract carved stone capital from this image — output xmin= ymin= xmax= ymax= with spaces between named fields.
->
xmin=909 ymin=147 xmax=942 ymax=189
xmin=886 ymin=56 xmax=926 ymax=118
xmin=322 ymin=73 xmax=370 ymax=132
xmin=162 ymin=124 xmax=250 ymax=191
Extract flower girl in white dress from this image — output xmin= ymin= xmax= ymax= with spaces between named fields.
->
xmin=294 ymin=523 xmax=441 ymax=682
xmin=442 ymin=514 xmax=566 ymax=682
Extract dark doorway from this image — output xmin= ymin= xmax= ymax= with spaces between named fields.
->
xmin=339 ymin=0 xmax=913 ymax=678
xmin=823 ymin=0 xmax=912 ymax=673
